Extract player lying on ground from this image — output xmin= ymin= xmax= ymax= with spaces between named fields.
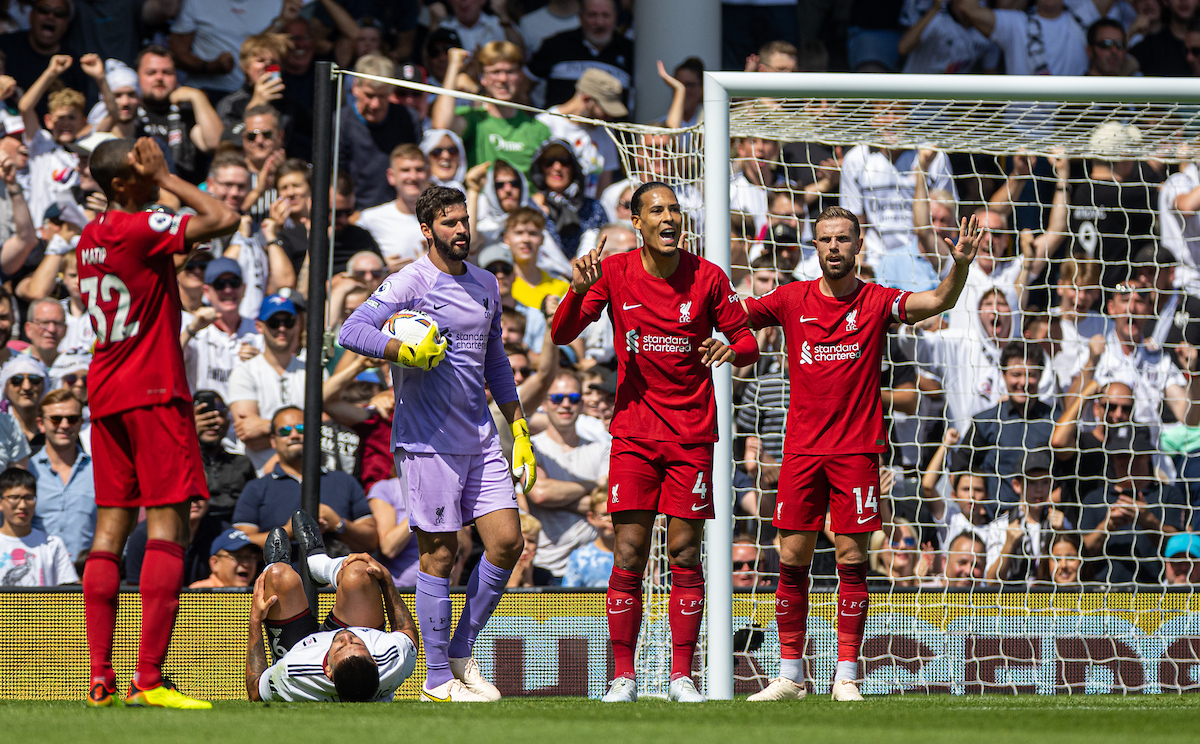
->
xmin=742 ymin=205 xmax=982 ymax=702
xmin=338 ymin=185 xmax=536 ymax=702
xmin=81 ymin=137 xmax=239 ymax=709
xmin=551 ymin=181 xmax=759 ymax=703
xmin=246 ymin=511 xmax=420 ymax=702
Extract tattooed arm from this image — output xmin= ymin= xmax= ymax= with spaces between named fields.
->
xmin=246 ymin=571 xmax=277 ymax=701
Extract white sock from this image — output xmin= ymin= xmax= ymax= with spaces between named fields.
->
xmin=834 ymin=660 xmax=857 ymax=682
xmin=307 ymin=554 xmax=346 ymax=589
xmin=779 ymin=658 xmax=803 ymax=684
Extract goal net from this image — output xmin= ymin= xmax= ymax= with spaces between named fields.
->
xmin=605 ymin=74 xmax=1200 ymax=697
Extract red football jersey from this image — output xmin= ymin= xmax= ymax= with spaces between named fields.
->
xmin=76 ymin=210 xmax=193 ymax=418
xmin=552 ymin=250 xmax=751 ymax=444
xmin=744 ymin=279 xmax=909 ymax=455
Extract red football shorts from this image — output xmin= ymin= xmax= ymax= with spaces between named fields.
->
xmin=774 ymin=453 xmax=881 ymax=533
xmin=91 ymin=400 xmax=209 ymax=509
xmin=608 ymin=437 xmax=714 ymax=520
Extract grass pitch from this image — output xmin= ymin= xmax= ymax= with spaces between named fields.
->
xmin=4 ymin=696 xmax=1198 ymax=744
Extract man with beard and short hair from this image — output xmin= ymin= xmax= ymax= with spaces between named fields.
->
xmin=741 ymin=205 xmax=983 ymax=702
xmin=338 ymin=185 xmax=536 ymax=702
xmin=133 ymin=45 xmax=223 ymax=185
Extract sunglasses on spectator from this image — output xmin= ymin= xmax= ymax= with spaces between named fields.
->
xmin=211 ymin=277 xmax=243 ymax=291
xmin=276 ymin=424 xmax=305 ymax=437
xmin=891 ymin=537 xmax=916 ymax=549
xmin=541 ymin=155 xmax=573 ymax=168
xmin=512 ymin=366 xmax=532 ymax=377
xmin=430 ymin=147 xmax=459 ymax=158
xmin=265 ymin=314 xmax=297 ymax=330
xmin=62 ymin=373 xmax=87 ymax=386
xmin=494 ymin=179 xmax=520 ymax=191
xmin=1105 ymin=402 xmax=1132 ymax=414
xmin=34 ymin=4 xmax=68 ymax=18
xmin=548 ymin=392 xmax=581 ymax=405
xmin=185 ymin=260 xmax=211 ymax=274
xmin=245 ymin=129 xmax=276 ymax=142
xmin=487 ymin=262 xmax=513 ymax=276
xmin=734 ymin=560 xmax=759 ymax=571
xmin=44 ymin=414 xmax=82 ymax=426
xmin=9 ymin=375 xmax=43 ymax=387
xmin=352 ymin=269 xmax=383 ymax=281
xmin=1093 ymin=39 xmax=1125 ymax=50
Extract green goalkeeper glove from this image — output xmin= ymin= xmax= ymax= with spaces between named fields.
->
xmin=511 ymin=419 xmax=537 ymax=494
xmin=395 ymin=324 xmax=448 ymax=371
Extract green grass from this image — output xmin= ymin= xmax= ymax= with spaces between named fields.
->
xmin=4 ymin=696 xmax=1199 ymax=744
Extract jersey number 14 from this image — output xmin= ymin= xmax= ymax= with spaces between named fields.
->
xmin=81 ymin=274 xmax=140 ymax=345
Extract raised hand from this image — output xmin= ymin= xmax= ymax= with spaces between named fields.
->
xmin=916 ymin=147 xmax=937 ymax=172
xmin=569 ymin=235 xmax=606 ymax=294
xmin=464 ymin=161 xmax=491 ymax=192
xmin=656 ymin=60 xmax=684 ymax=93
xmin=946 ymin=213 xmax=982 ymax=265
xmin=79 ymin=53 xmax=105 ymax=80
xmin=130 ymin=137 xmax=169 ymax=183
xmin=943 ymin=427 xmax=960 ymax=447
xmin=48 ymin=54 xmax=73 ymax=77
xmin=250 ymin=571 xmax=278 ymax=624
xmin=0 ymin=75 xmax=17 ymax=100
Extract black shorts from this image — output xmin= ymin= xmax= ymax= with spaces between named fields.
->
xmin=263 ymin=608 xmax=351 ymax=662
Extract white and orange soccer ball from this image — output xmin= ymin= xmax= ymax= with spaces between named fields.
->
xmin=382 ymin=309 xmax=442 ymax=347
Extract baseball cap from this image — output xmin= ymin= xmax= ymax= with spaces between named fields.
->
xmin=1165 ymin=533 xmax=1200 ymax=559
xmin=589 ymin=366 xmax=617 ymax=396
xmin=425 ymin=27 xmax=462 ymax=54
xmin=258 ymin=294 xmax=298 ymax=321
xmin=1021 ymin=449 xmax=1053 ymax=475
xmin=477 ymin=244 xmax=513 ymax=271
xmin=210 ymin=528 xmax=256 ymax=557
xmin=398 ymin=63 xmax=427 ymax=86
xmin=575 ymin=68 xmax=628 ymax=118
xmin=66 ymin=131 xmax=117 ymax=156
xmin=204 ymin=257 xmax=243 ymax=285
xmin=50 ymin=348 xmax=91 ymax=377
xmin=1089 ymin=122 xmax=1142 ymax=159
xmin=1103 ymin=423 xmax=1156 ymax=456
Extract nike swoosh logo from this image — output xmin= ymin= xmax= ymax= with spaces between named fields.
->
xmin=798 ymin=316 xmax=818 ymax=323
xmin=842 ymin=612 xmax=864 ymax=617
xmin=609 ymin=607 xmax=634 ymax=614
xmin=856 ymin=515 xmax=875 ymax=525
xmin=432 ymin=303 xmax=449 ymax=310
xmin=681 ymin=608 xmax=703 ymax=615
xmin=690 ymin=503 xmax=708 ymax=511
xmin=622 ymin=303 xmax=642 ymax=310
xmin=421 ymin=689 xmax=452 ymax=702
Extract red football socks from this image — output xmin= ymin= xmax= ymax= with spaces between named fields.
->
xmin=607 ymin=567 xmax=643 ymax=679
xmin=836 ymin=562 xmax=869 ymax=664
xmin=776 ymin=563 xmax=811 ymax=661
xmin=136 ymin=540 xmax=185 ymax=689
xmin=84 ymin=550 xmax=121 ymax=689
xmin=668 ymin=564 xmax=704 ymax=679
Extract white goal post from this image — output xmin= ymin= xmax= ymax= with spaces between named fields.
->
xmin=700 ymin=72 xmax=1200 ymax=701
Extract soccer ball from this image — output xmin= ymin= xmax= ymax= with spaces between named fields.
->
xmin=382 ymin=309 xmax=442 ymax=347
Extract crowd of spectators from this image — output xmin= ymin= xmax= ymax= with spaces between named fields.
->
xmin=0 ymin=0 xmax=1197 ymax=595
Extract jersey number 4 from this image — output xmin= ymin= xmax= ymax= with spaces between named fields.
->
xmin=81 ymin=274 xmax=140 ymax=345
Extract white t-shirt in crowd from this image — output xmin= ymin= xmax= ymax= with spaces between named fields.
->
xmin=902 ymin=9 xmax=1001 ymax=74
xmin=59 ymin=302 xmax=94 ymax=353
xmin=1161 ymin=164 xmax=1200 ymax=294
xmin=231 ymin=234 xmax=269 ymax=320
xmin=1054 ymin=312 xmax=1111 ymax=389
xmin=839 ymin=145 xmax=956 ymax=262
xmin=185 ymin=317 xmax=264 ymax=400
xmin=945 ymin=258 xmax=1023 ymax=333
xmin=988 ymin=2 xmax=1097 ymax=76
xmin=0 ymin=529 xmax=77 ymax=586
xmin=169 ymin=0 xmax=280 ymax=93
xmin=355 ymin=202 xmax=427 ymax=266
xmin=1093 ymin=330 xmax=1187 ymax=427
xmin=437 ymin=13 xmax=508 ymax=53
xmin=258 ymin=627 xmax=417 ymax=702
xmin=529 ymin=428 xmax=608 ymax=577
xmin=519 ymin=6 xmax=580 ymax=56
xmin=227 ymin=353 xmax=308 ymax=473
xmin=26 ymin=129 xmax=77 ymax=228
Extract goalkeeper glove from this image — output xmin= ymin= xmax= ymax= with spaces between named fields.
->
xmin=395 ymin=324 xmax=448 ymax=371
xmin=511 ymin=419 xmax=537 ymax=494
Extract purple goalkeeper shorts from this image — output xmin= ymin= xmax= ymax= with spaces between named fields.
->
xmin=394 ymin=436 xmax=518 ymax=533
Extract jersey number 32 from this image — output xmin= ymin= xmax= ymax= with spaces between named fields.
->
xmin=81 ymin=274 xmax=140 ymax=345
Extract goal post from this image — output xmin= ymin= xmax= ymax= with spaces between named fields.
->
xmin=700 ymin=71 xmax=1200 ymax=700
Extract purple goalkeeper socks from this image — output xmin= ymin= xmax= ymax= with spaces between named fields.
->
xmin=448 ymin=555 xmax=512 ymax=659
xmin=416 ymin=571 xmax=454 ymax=688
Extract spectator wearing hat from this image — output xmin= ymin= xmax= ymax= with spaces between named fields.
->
xmin=1164 ymin=533 xmax=1200 ymax=584
xmin=392 ymin=62 xmax=431 ymax=130
xmin=1 ymin=352 xmax=46 ymax=449
xmin=528 ymin=0 xmax=632 ymax=110
xmin=1079 ymin=423 xmax=1187 ymax=585
xmin=177 ymin=246 xmax=215 ymax=319
xmin=182 ymin=257 xmax=264 ymax=401
xmin=520 ymin=0 xmax=582 ymax=58
xmin=423 ymin=26 xmax=463 ymax=87
xmin=420 ymin=128 xmax=467 ymax=193
xmin=353 ymin=143 xmax=430 ymax=270
xmin=49 ymin=347 xmax=90 ymax=406
xmin=193 ymin=390 xmax=256 ymax=527
xmin=87 ymin=58 xmax=141 ymax=135
xmin=535 ymin=68 xmax=625 ymax=199
xmin=188 ymin=527 xmax=260 ymax=588
xmin=134 ymin=44 xmax=224 ymax=185
xmin=0 ymin=465 xmax=76 ymax=585
xmin=338 ymin=54 xmax=419 ymax=211
xmin=983 ymin=450 xmax=1069 ymax=585
xmin=432 ymin=42 xmax=551 ymax=175
xmin=227 ymin=294 xmax=307 ymax=473
xmin=29 ymin=388 xmax=92 ymax=564
xmin=232 ymin=405 xmax=377 ymax=553
xmin=530 ymin=139 xmax=606 ymax=259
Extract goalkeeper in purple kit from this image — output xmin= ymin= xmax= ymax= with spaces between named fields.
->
xmin=338 ymin=185 xmax=536 ymax=702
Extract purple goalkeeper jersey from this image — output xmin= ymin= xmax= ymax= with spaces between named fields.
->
xmin=338 ymin=255 xmax=518 ymax=456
